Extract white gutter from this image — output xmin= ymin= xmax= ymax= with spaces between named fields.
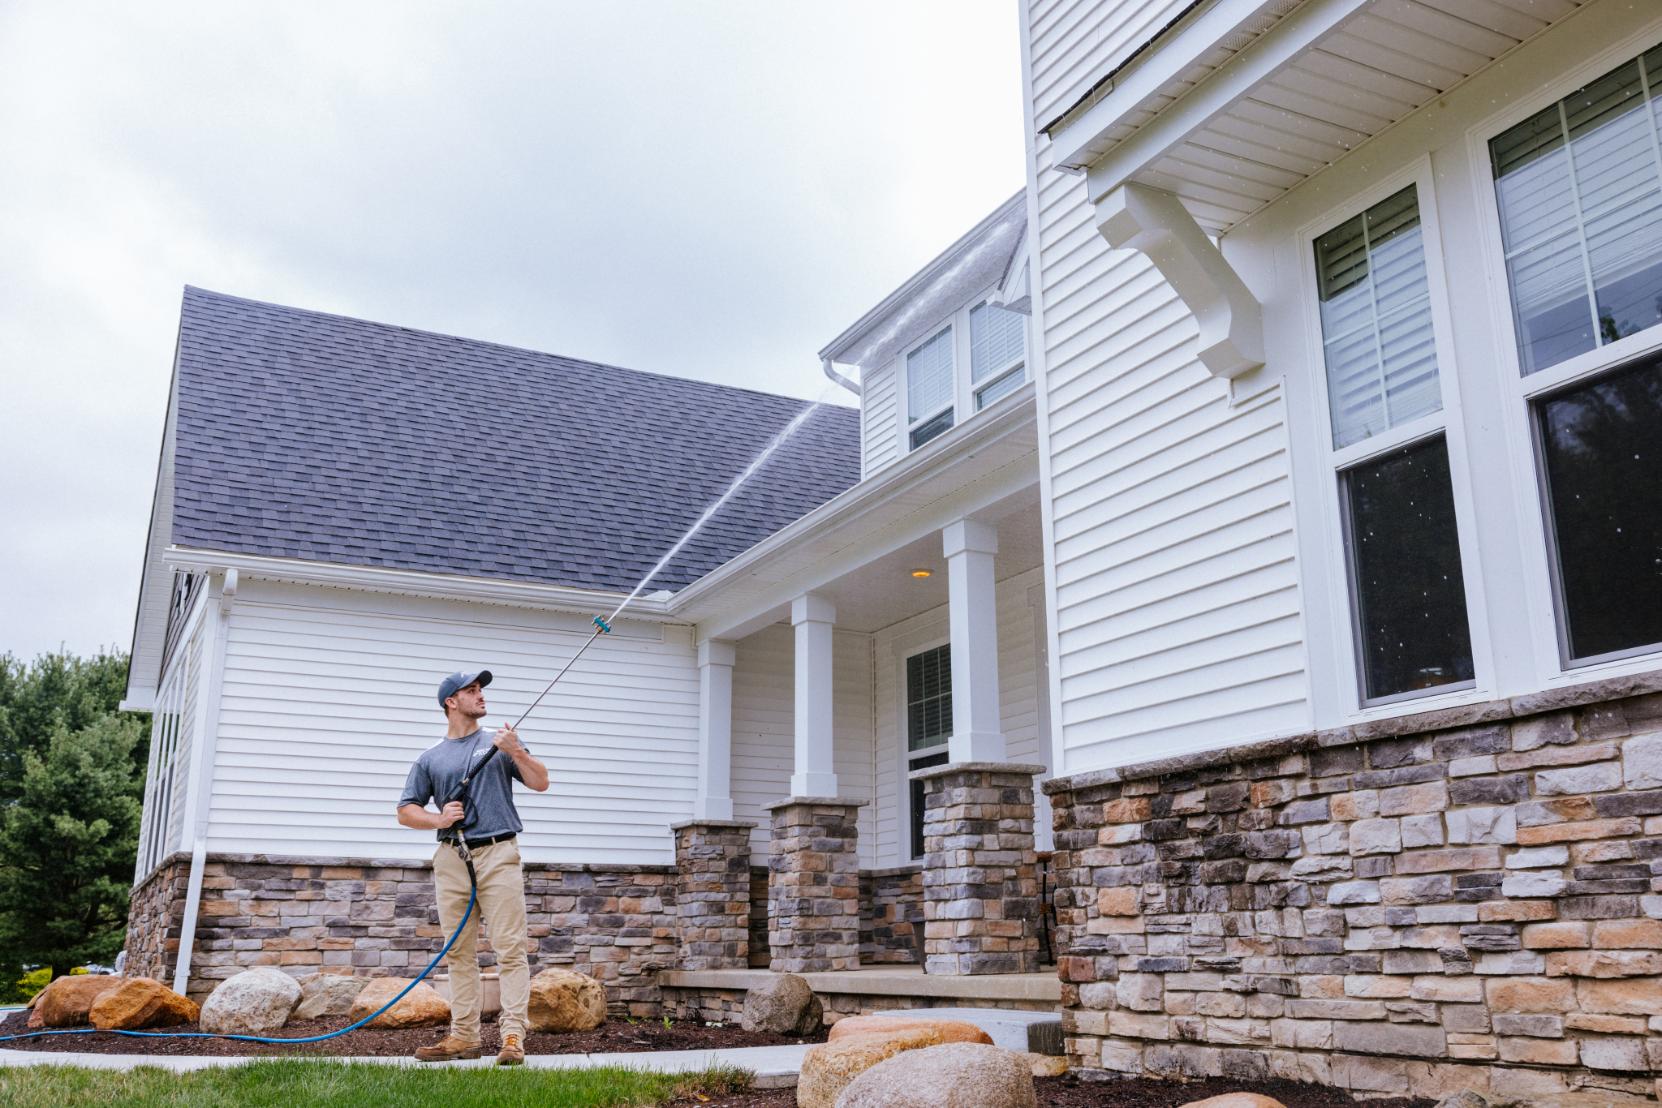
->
xmin=821 ymin=358 xmax=861 ymax=397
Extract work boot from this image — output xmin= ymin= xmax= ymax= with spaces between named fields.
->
xmin=495 ymin=1033 xmax=525 ymax=1066
xmin=413 ymin=1034 xmax=482 ymax=1061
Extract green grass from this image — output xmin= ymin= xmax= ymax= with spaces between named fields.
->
xmin=0 ymin=1059 xmax=754 ymax=1108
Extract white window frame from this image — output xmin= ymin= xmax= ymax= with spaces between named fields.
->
xmin=1296 ymin=157 xmax=1493 ymax=718
xmin=969 ymin=301 xmax=1028 ymax=410
xmin=895 ymin=285 xmax=1031 ymax=456
xmin=1467 ymin=21 xmax=1662 ymax=683
xmin=897 ymin=637 xmax=951 ymax=862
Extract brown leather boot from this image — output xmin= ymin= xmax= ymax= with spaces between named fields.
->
xmin=413 ymin=1034 xmax=482 ymax=1061
xmin=495 ymin=1032 xmax=525 ymax=1066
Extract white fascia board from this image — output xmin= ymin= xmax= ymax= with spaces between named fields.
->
xmin=669 ymin=387 xmax=1040 ymax=632
xmin=817 ymin=191 xmax=1027 ymax=365
xmin=1051 ymin=0 xmax=1367 ymax=189
xmin=126 ymin=324 xmax=186 ymax=706
xmin=158 ymin=548 xmax=674 ymax=621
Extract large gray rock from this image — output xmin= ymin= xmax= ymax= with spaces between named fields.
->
xmin=199 ymin=968 xmax=301 ymax=1036
xmin=293 ymin=973 xmax=370 ymax=1020
xmin=739 ymin=971 xmax=822 ymax=1035
xmin=834 ymin=1041 xmax=1037 ymax=1108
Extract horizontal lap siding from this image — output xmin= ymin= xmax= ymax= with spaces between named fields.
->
xmin=211 ymin=581 xmax=699 ymax=864
xmin=164 ymin=626 xmax=203 ymax=854
xmin=1025 ymin=0 xmax=1309 ymax=776
xmin=862 ymin=361 xmax=900 ymax=478
xmin=730 ymin=626 xmax=875 ymax=863
xmin=1030 ymin=0 xmax=1197 ymax=128
xmin=872 ymin=567 xmax=1051 ymax=866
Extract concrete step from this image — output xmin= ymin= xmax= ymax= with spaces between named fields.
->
xmin=868 ymin=1006 xmax=1063 ymax=1055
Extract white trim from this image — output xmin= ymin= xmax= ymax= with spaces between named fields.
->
xmin=1293 ymin=156 xmax=1492 ymax=720
xmin=161 ymin=547 xmax=672 ymax=621
xmin=172 ymin=571 xmax=230 ymax=996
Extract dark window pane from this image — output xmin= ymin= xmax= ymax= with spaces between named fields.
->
xmin=910 ymin=408 xmax=954 ymax=449
xmin=906 ymin=644 xmax=951 ymax=751
xmin=1538 ymin=354 xmax=1662 ymax=661
xmin=1343 ymin=437 xmax=1475 ymax=701
xmin=909 ymin=751 xmax=950 ymax=858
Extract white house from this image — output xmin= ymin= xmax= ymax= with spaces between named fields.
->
xmin=127 ymin=0 xmax=1662 ymax=1091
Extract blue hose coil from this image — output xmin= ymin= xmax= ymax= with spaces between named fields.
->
xmin=0 ymin=886 xmax=476 ymax=1046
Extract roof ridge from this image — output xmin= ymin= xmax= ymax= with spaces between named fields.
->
xmin=181 ymin=285 xmax=857 ymax=416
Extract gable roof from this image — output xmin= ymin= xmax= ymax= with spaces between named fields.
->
xmin=167 ymin=286 xmax=861 ymax=596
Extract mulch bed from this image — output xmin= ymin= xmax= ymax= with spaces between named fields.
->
xmin=668 ymin=1075 xmax=1436 ymax=1107
xmin=0 ymin=1009 xmax=825 ymax=1057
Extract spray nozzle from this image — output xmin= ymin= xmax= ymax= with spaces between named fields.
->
xmin=592 ymin=615 xmax=613 ymax=634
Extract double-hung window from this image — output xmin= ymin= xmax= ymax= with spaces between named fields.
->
xmin=1313 ymin=181 xmax=1477 ymax=705
xmin=1488 ymin=42 xmax=1662 ymax=666
xmin=969 ymin=301 xmax=1027 ymax=409
xmin=907 ymin=328 xmax=955 ymax=449
xmin=905 ymin=644 xmax=951 ymax=859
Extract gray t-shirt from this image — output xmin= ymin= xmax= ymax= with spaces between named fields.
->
xmin=398 ymin=729 xmax=525 ymax=842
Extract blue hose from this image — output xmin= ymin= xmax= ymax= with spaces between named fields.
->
xmin=0 ymin=885 xmax=476 ymax=1046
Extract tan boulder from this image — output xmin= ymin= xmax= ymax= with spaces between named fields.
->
xmin=1178 ymin=1096 xmax=1289 ymax=1108
xmin=1025 ymin=1052 xmax=1068 ymax=1078
xmin=829 ymin=1015 xmax=992 ymax=1046
xmin=834 ymin=1041 xmax=1038 ymax=1108
xmin=199 ymin=968 xmax=301 ymax=1036
xmin=743 ymin=972 xmax=823 ymax=1035
xmin=293 ymin=973 xmax=370 ymax=1020
xmin=798 ymin=1028 xmax=941 ymax=1108
xmin=28 ymin=974 xmax=125 ymax=1028
xmin=528 ymin=968 xmax=607 ymax=1033
xmin=346 ymin=978 xmax=449 ymax=1029
xmin=89 ymin=977 xmax=198 ymax=1030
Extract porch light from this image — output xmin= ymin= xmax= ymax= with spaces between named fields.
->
xmin=910 ymin=569 xmax=932 ymax=578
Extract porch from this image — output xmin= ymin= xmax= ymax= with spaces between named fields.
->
xmin=666 ymin=391 xmax=1053 ymax=979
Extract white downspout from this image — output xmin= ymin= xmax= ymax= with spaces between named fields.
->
xmin=171 ymin=568 xmax=235 ymax=997
xmin=822 ymin=358 xmax=861 ymax=397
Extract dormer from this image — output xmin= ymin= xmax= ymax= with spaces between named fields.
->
xmin=820 ymin=192 xmax=1032 ymax=481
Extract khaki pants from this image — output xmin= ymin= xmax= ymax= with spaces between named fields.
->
xmin=432 ymin=838 xmax=530 ymax=1043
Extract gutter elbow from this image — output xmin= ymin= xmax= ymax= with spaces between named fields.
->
xmin=822 ymin=358 xmax=861 ymax=397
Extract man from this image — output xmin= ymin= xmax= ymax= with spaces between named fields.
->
xmin=397 ymin=669 xmax=549 ymax=1065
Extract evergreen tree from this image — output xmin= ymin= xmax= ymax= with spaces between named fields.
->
xmin=0 ymin=650 xmax=136 ymax=805
xmin=0 ymin=714 xmax=145 ymax=981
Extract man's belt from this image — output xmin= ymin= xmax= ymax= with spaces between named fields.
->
xmin=462 ymin=831 xmax=517 ymax=849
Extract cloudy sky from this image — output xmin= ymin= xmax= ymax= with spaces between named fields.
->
xmin=0 ymin=2 xmax=1026 ymax=663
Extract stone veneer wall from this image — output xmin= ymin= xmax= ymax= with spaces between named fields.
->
xmin=124 ymin=854 xmax=192 ymax=984
xmin=661 ymin=982 xmax=1056 ymax=1024
xmin=122 ymin=853 xmax=678 ymax=1013
xmin=862 ymin=866 xmax=924 ymax=965
xmin=1046 ymin=680 xmax=1662 ymax=1103
xmin=766 ymin=799 xmax=863 ymax=973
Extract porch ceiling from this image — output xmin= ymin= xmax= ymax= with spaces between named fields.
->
xmin=1053 ymin=0 xmax=1590 ymax=233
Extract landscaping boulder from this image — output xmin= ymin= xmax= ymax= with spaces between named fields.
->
xmin=829 ymin=1014 xmax=992 ymax=1046
xmin=89 ymin=977 xmax=199 ymax=1030
xmin=27 ymin=974 xmax=125 ymax=1028
xmin=346 ymin=977 xmax=449 ymax=1029
xmin=1178 ymin=1097 xmax=1288 ymax=1108
xmin=798 ymin=1028 xmax=941 ymax=1108
xmin=199 ymin=968 xmax=302 ymax=1036
xmin=834 ymin=1041 xmax=1036 ymax=1108
xmin=293 ymin=973 xmax=370 ymax=1020
xmin=528 ymin=967 xmax=607 ymax=1032
xmin=741 ymin=972 xmax=822 ymax=1035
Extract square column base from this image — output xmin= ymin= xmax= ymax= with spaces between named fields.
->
xmin=913 ymin=762 xmax=1045 ymax=975
xmin=671 ymin=820 xmax=756 ymax=970
xmin=763 ymin=797 xmax=866 ymax=974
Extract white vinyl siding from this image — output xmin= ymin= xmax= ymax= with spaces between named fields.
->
xmin=872 ymin=567 xmax=1050 ymax=866
xmin=1029 ymin=0 xmax=1196 ymax=130
xmin=729 ymin=625 xmax=875 ymax=863
xmin=1024 ymin=12 xmax=1308 ymax=773
xmin=136 ymin=586 xmax=208 ymax=878
xmin=209 ymin=579 xmax=699 ymax=865
xmin=861 ymin=361 xmax=902 ymax=478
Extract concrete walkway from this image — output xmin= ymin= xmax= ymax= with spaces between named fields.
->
xmin=0 ymin=1041 xmax=809 ymax=1088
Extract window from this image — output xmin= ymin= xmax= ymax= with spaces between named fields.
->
xmin=907 ymin=328 xmax=954 ymax=449
xmin=1315 ymin=185 xmax=1442 ymax=448
xmin=1535 ymin=351 xmax=1662 ymax=664
xmin=1313 ymin=180 xmax=1475 ymax=706
xmin=906 ymin=644 xmax=951 ymax=859
xmin=1491 ymin=45 xmax=1662 ymax=375
xmin=970 ymin=302 xmax=1027 ymax=410
xmin=1341 ymin=438 xmax=1476 ymax=702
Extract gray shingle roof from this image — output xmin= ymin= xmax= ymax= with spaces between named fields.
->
xmin=171 ymin=286 xmax=861 ymax=595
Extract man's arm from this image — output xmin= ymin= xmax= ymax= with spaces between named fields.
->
xmin=398 ymin=800 xmax=466 ymax=830
xmin=493 ymin=724 xmax=549 ymax=792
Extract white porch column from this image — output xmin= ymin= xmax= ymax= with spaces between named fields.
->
xmin=943 ymin=518 xmax=1006 ymax=762
xmin=694 ymin=639 xmax=737 ymax=821
xmin=790 ymin=593 xmax=839 ymax=797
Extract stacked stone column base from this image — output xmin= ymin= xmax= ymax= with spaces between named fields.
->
xmin=916 ymin=762 xmax=1045 ymax=975
xmin=765 ymin=797 xmax=865 ymax=973
xmin=671 ymin=820 xmax=754 ymax=970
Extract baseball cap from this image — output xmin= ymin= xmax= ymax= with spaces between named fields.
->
xmin=437 ymin=669 xmax=493 ymax=708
